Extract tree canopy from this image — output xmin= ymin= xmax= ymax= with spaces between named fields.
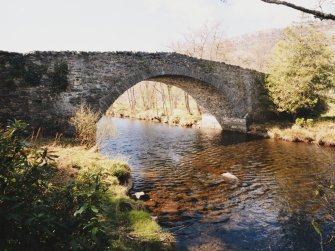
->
xmin=266 ymin=23 xmax=335 ymax=116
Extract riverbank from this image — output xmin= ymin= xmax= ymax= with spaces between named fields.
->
xmin=49 ymin=142 xmax=175 ymax=250
xmin=249 ymin=120 xmax=335 ymax=146
xmin=0 ymin=119 xmax=174 ymax=251
xmin=110 ymin=112 xmax=335 ymax=147
xmin=108 ymin=108 xmax=202 ymax=128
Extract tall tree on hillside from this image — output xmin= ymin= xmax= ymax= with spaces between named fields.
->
xmin=266 ymin=23 xmax=335 ymax=116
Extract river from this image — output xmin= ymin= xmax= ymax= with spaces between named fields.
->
xmin=100 ymin=117 xmax=335 ymax=251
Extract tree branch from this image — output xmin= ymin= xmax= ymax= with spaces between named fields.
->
xmin=260 ymin=0 xmax=335 ymax=20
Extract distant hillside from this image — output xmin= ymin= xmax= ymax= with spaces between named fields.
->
xmin=225 ymin=21 xmax=335 ymax=72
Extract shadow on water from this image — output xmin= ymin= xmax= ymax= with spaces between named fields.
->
xmin=213 ymin=130 xmax=265 ymax=146
xmin=100 ymin=117 xmax=335 ymax=251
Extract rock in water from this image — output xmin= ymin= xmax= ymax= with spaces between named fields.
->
xmin=133 ymin=191 xmax=149 ymax=201
xmin=221 ymin=172 xmax=239 ymax=182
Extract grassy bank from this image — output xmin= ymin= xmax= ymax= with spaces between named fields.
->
xmin=249 ymin=119 xmax=335 ymax=146
xmin=109 ymin=108 xmax=202 ymax=128
xmin=51 ymin=144 xmax=174 ymax=250
xmin=0 ymin=121 xmax=174 ymax=250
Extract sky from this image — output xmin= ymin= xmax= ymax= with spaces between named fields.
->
xmin=0 ymin=0 xmax=334 ymax=52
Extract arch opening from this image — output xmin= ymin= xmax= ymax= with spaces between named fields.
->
xmin=99 ymin=74 xmax=248 ymax=131
xmin=104 ymin=80 xmax=221 ymax=129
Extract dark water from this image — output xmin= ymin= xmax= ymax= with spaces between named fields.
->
xmin=100 ymin=117 xmax=335 ymax=251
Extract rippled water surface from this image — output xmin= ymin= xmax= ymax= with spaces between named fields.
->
xmin=100 ymin=117 xmax=335 ymax=251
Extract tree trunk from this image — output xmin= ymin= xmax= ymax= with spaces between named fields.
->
xmin=184 ymin=93 xmax=191 ymax=114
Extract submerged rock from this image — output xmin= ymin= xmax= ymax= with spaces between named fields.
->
xmin=221 ymin=172 xmax=239 ymax=182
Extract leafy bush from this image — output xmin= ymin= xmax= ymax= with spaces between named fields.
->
xmin=295 ymin=118 xmax=314 ymax=127
xmin=0 ymin=120 xmax=60 ymax=249
xmin=0 ymin=120 xmax=172 ymax=250
xmin=295 ymin=118 xmax=305 ymax=127
xmin=266 ymin=23 xmax=335 ymax=116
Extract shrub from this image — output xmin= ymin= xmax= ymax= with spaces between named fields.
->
xmin=295 ymin=118 xmax=314 ymax=127
xmin=266 ymin=23 xmax=335 ymax=116
xmin=0 ymin=120 xmax=173 ymax=250
xmin=295 ymin=118 xmax=306 ymax=127
xmin=69 ymin=105 xmax=100 ymax=148
xmin=0 ymin=120 xmax=60 ymax=249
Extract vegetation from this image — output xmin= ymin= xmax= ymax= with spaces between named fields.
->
xmin=249 ymin=118 xmax=335 ymax=146
xmin=50 ymin=61 xmax=69 ymax=91
xmin=268 ymin=120 xmax=335 ymax=146
xmin=4 ymin=54 xmax=46 ymax=86
xmin=70 ymin=105 xmax=118 ymax=149
xmin=258 ymin=0 xmax=335 ymax=21
xmin=266 ymin=23 xmax=335 ymax=117
xmin=313 ymin=173 xmax=335 ymax=251
xmin=0 ymin=120 xmax=173 ymax=250
xmin=107 ymin=81 xmax=203 ymax=128
xmin=70 ymin=105 xmax=101 ymax=148
xmin=24 ymin=63 xmax=46 ymax=86
xmin=220 ymin=0 xmax=335 ymax=21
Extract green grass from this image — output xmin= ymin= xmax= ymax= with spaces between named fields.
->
xmin=51 ymin=144 xmax=174 ymax=250
xmin=54 ymin=146 xmax=130 ymax=183
xmin=129 ymin=210 xmax=161 ymax=240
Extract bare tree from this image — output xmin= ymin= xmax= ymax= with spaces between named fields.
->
xmin=220 ymin=0 xmax=335 ymax=20
xmin=169 ymin=23 xmax=232 ymax=62
xmin=184 ymin=93 xmax=191 ymax=114
xmin=126 ymin=88 xmax=136 ymax=113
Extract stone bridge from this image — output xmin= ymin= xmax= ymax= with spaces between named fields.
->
xmin=0 ymin=51 xmax=267 ymax=134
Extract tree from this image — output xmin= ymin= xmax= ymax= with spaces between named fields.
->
xmin=220 ymin=0 xmax=335 ymax=20
xmin=266 ymin=23 xmax=335 ymax=116
xmin=169 ymin=23 xmax=232 ymax=62
xmin=261 ymin=0 xmax=335 ymax=20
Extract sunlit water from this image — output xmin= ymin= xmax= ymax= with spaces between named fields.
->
xmin=99 ymin=117 xmax=335 ymax=251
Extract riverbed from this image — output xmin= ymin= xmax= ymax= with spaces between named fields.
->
xmin=100 ymin=117 xmax=335 ymax=251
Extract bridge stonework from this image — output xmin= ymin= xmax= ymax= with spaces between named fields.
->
xmin=0 ymin=51 xmax=267 ymax=134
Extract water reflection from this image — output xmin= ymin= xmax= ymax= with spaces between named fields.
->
xmin=100 ymin=117 xmax=335 ymax=251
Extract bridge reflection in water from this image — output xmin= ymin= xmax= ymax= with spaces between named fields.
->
xmin=100 ymin=117 xmax=335 ymax=251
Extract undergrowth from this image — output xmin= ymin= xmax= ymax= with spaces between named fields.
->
xmin=0 ymin=120 xmax=173 ymax=250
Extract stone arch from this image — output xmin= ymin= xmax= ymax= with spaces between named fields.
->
xmin=0 ymin=51 xmax=266 ymax=134
xmin=99 ymin=71 xmax=245 ymax=131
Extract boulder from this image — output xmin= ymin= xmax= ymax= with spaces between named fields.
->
xmin=221 ymin=172 xmax=239 ymax=183
xmin=132 ymin=191 xmax=149 ymax=201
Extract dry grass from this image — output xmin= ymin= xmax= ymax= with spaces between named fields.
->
xmin=69 ymin=105 xmax=100 ymax=148
xmin=267 ymin=120 xmax=335 ymax=146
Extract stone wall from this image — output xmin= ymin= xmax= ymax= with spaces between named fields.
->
xmin=0 ymin=51 xmax=267 ymax=134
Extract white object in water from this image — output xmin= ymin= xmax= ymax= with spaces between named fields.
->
xmin=221 ymin=172 xmax=239 ymax=182
xmin=134 ymin=191 xmax=145 ymax=199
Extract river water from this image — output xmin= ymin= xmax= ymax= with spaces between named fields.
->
xmin=100 ymin=117 xmax=335 ymax=251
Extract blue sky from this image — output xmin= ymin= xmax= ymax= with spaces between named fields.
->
xmin=0 ymin=0 xmax=334 ymax=52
